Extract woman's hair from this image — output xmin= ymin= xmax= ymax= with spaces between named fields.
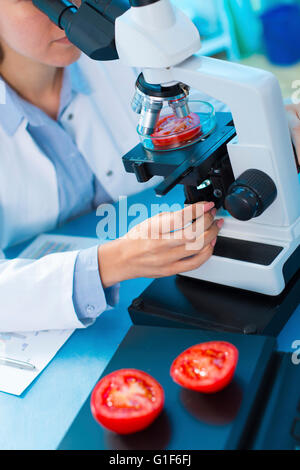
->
xmin=0 ymin=44 xmax=3 ymax=63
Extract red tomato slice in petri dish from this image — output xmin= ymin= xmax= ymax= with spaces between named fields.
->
xmin=91 ymin=369 xmax=165 ymax=434
xmin=170 ymin=341 xmax=239 ymax=394
xmin=151 ymin=112 xmax=202 ymax=149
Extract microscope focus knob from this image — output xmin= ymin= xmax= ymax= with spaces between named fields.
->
xmin=224 ymin=169 xmax=277 ymax=221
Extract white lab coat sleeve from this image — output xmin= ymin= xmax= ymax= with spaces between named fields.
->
xmin=0 ymin=250 xmax=92 ymax=332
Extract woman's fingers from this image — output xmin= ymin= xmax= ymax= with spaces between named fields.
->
xmin=118 ymin=208 xmax=224 ymax=282
xmin=158 ymin=201 xmax=215 ymax=234
xmin=169 ymin=208 xmax=217 ymax=245
xmin=187 ymin=218 xmax=223 ymax=252
xmin=158 ymin=219 xmax=224 ymax=267
xmin=167 ymin=244 xmax=215 ymax=276
xmin=127 ymin=202 xmax=216 ymax=241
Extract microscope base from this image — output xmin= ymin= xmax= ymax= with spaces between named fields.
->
xmin=180 ymin=233 xmax=300 ymax=296
xmin=128 ymin=269 xmax=300 ymax=336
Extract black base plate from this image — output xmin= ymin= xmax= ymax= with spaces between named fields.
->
xmin=129 ymin=270 xmax=300 ymax=336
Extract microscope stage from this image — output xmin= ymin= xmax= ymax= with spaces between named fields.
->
xmin=123 ymin=112 xmax=235 ymax=187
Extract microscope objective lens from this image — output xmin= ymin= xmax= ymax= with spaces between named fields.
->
xmin=137 ymin=100 xmax=216 ymax=151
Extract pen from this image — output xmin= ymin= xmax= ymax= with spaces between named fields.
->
xmin=0 ymin=356 xmax=36 ymax=371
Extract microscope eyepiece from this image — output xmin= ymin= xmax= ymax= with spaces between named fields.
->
xmin=33 ymin=0 xmax=130 ymax=60
xmin=32 ymin=0 xmax=77 ymax=28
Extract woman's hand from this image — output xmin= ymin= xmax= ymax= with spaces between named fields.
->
xmin=98 ymin=201 xmax=224 ymax=288
xmin=286 ymin=103 xmax=300 ymax=165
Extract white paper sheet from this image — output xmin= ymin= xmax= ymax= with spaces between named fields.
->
xmin=18 ymin=234 xmax=99 ymax=259
xmin=0 ymin=234 xmax=99 ymax=396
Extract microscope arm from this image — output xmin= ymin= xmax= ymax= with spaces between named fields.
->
xmin=34 ymin=0 xmax=300 ymax=230
xmin=144 ymin=55 xmax=300 ymax=229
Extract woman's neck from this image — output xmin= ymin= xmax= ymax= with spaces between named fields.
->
xmin=0 ymin=42 xmax=63 ymax=120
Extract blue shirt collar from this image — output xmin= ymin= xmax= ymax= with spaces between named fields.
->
xmin=0 ymin=60 xmax=92 ymax=136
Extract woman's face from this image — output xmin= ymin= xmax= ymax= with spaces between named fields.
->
xmin=0 ymin=1 xmax=82 ymax=67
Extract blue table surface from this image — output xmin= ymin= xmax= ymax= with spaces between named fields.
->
xmin=0 ymin=185 xmax=299 ymax=450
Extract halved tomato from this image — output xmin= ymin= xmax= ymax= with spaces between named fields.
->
xmin=170 ymin=341 xmax=239 ymax=394
xmin=90 ymin=369 xmax=164 ymax=434
xmin=151 ymin=112 xmax=202 ymax=149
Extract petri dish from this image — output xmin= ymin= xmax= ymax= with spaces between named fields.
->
xmin=138 ymin=100 xmax=216 ymax=152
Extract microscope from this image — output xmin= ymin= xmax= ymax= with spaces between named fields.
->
xmin=34 ymin=1 xmax=300 ymax=451
xmin=34 ymin=0 xmax=300 ymax=335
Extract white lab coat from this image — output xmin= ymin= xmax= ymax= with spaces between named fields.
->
xmin=0 ymin=54 xmax=157 ymax=332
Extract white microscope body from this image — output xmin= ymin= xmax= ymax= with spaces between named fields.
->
xmin=116 ymin=0 xmax=300 ymax=296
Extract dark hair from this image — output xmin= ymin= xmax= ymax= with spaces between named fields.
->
xmin=0 ymin=45 xmax=3 ymax=63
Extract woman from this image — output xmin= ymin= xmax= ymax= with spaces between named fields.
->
xmin=0 ymin=1 xmax=222 ymax=331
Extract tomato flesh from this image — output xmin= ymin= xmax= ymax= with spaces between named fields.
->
xmin=91 ymin=369 xmax=164 ymax=434
xmin=151 ymin=112 xmax=202 ymax=149
xmin=170 ymin=341 xmax=239 ymax=394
